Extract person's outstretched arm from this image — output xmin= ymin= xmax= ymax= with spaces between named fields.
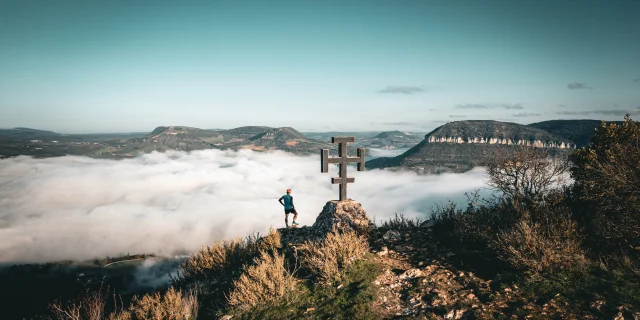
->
xmin=278 ymin=196 xmax=284 ymax=206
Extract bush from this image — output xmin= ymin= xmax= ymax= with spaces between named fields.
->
xmin=298 ymin=231 xmax=369 ymax=284
xmin=570 ymin=114 xmax=640 ymax=256
xmin=431 ymin=148 xmax=589 ymax=277
xmin=177 ymin=236 xmax=258 ymax=286
xmin=258 ymin=227 xmax=282 ymax=251
xmin=50 ymin=286 xmax=198 ymax=320
xmin=50 ymin=288 xmax=107 ymax=320
xmin=487 ymin=147 xmax=570 ymax=210
xmin=491 ymin=206 xmax=588 ymax=274
xmin=226 ymin=250 xmax=298 ymax=310
xmin=176 ymin=228 xmax=281 ymax=288
xmin=430 ymin=191 xmax=518 ymax=254
xmin=121 ymin=287 xmax=199 ymax=320
xmin=378 ymin=213 xmax=422 ymax=231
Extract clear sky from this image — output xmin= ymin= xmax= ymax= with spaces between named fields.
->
xmin=1 ymin=0 xmax=639 ymax=133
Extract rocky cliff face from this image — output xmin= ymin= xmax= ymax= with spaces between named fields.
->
xmin=426 ymin=136 xmax=575 ymax=149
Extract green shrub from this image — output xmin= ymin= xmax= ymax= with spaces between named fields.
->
xmin=570 ymin=114 xmax=640 ymax=256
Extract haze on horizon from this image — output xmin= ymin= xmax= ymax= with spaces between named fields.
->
xmin=1 ymin=0 xmax=639 ymax=134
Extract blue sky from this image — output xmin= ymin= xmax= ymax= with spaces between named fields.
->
xmin=1 ymin=0 xmax=639 ymax=133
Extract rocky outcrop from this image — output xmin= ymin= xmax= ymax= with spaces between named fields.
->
xmin=426 ymin=136 xmax=576 ymax=149
xmin=312 ymin=200 xmax=374 ymax=236
xmin=280 ymin=200 xmax=374 ymax=245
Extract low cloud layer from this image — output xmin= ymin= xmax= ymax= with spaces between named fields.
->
xmin=366 ymin=148 xmax=411 ymax=158
xmin=567 ymin=82 xmax=592 ymax=90
xmin=0 ymin=150 xmax=490 ymax=263
xmin=377 ymin=86 xmax=425 ymax=94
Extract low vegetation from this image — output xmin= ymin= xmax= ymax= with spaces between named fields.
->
xmin=49 ymin=286 xmax=199 ymax=320
xmin=298 ymin=231 xmax=370 ymax=284
xmin=226 ymin=250 xmax=298 ymax=309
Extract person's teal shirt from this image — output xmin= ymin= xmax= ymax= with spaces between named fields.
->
xmin=280 ymin=194 xmax=294 ymax=209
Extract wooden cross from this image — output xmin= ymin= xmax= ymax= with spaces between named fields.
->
xmin=321 ymin=137 xmax=365 ymax=201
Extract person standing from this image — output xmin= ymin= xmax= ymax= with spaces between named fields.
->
xmin=278 ymin=189 xmax=299 ymax=228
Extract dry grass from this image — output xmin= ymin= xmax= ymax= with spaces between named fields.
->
xmin=50 ymin=286 xmax=198 ymax=320
xmin=226 ymin=250 xmax=298 ymax=310
xmin=298 ymin=230 xmax=369 ymax=284
xmin=258 ymin=227 xmax=282 ymax=251
xmin=177 ymin=234 xmax=260 ymax=286
xmin=492 ymin=208 xmax=588 ymax=275
xmin=178 ymin=228 xmax=282 ymax=287
xmin=50 ymin=288 xmax=107 ymax=320
xmin=121 ymin=287 xmax=199 ymax=320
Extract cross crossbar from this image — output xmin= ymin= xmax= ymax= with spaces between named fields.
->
xmin=320 ymin=136 xmax=365 ymax=201
xmin=332 ymin=137 xmax=355 ymax=143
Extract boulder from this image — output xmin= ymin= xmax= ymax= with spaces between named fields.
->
xmin=280 ymin=200 xmax=374 ymax=245
xmin=312 ymin=200 xmax=375 ymax=237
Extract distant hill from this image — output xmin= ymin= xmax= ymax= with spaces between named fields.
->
xmin=219 ymin=126 xmax=274 ymax=141
xmin=250 ymin=127 xmax=306 ymax=141
xmin=367 ymin=120 xmax=575 ymax=173
xmin=351 ymin=130 xmax=425 ymax=149
xmin=301 ymin=131 xmax=381 ymax=143
xmin=0 ymin=125 xmax=339 ymax=158
xmin=424 ymin=120 xmax=572 ymax=145
xmin=2 ymin=119 xmax=626 ymax=162
xmin=0 ymin=128 xmax=146 ymax=142
xmin=94 ymin=126 xmax=333 ymax=157
xmin=222 ymin=127 xmax=331 ymax=153
xmin=0 ymin=128 xmax=63 ymax=140
xmin=527 ymin=119 xmax=623 ymax=147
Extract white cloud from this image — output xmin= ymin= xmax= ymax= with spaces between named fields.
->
xmin=366 ymin=148 xmax=411 ymax=158
xmin=0 ymin=150 xmax=491 ymax=263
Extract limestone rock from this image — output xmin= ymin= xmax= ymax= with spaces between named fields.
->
xmin=312 ymin=200 xmax=374 ymax=237
xmin=279 ymin=200 xmax=373 ymax=246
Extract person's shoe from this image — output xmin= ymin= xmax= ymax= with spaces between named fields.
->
xmin=292 ymin=221 xmax=299 ymax=226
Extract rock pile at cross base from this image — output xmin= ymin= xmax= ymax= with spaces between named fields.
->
xmin=278 ymin=199 xmax=374 ymax=245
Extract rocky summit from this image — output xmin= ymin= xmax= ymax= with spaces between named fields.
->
xmin=280 ymin=200 xmax=375 ymax=245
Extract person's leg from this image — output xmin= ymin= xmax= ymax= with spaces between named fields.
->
xmin=284 ymin=213 xmax=289 ymax=227
xmin=292 ymin=208 xmax=298 ymax=224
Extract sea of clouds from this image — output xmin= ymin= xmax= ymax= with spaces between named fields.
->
xmin=0 ymin=149 xmax=493 ymax=263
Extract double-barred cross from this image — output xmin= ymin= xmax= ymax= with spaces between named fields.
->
xmin=320 ymin=137 xmax=365 ymax=201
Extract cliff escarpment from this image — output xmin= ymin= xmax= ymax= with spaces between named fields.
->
xmin=367 ymin=120 xmax=574 ymax=173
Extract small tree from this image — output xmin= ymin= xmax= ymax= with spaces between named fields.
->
xmin=486 ymin=147 xmax=570 ymax=210
xmin=570 ymin=114 xmax=640 ymax=254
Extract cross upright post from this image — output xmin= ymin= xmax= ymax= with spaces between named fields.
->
xmin=321 ymin=137 xmax=365 ymax=201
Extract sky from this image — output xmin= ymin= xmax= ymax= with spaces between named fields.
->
xmin=1 ymin=0 xmax=639 ymax=133
xmin=0 ymin=149 xmax=491 ymax=263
